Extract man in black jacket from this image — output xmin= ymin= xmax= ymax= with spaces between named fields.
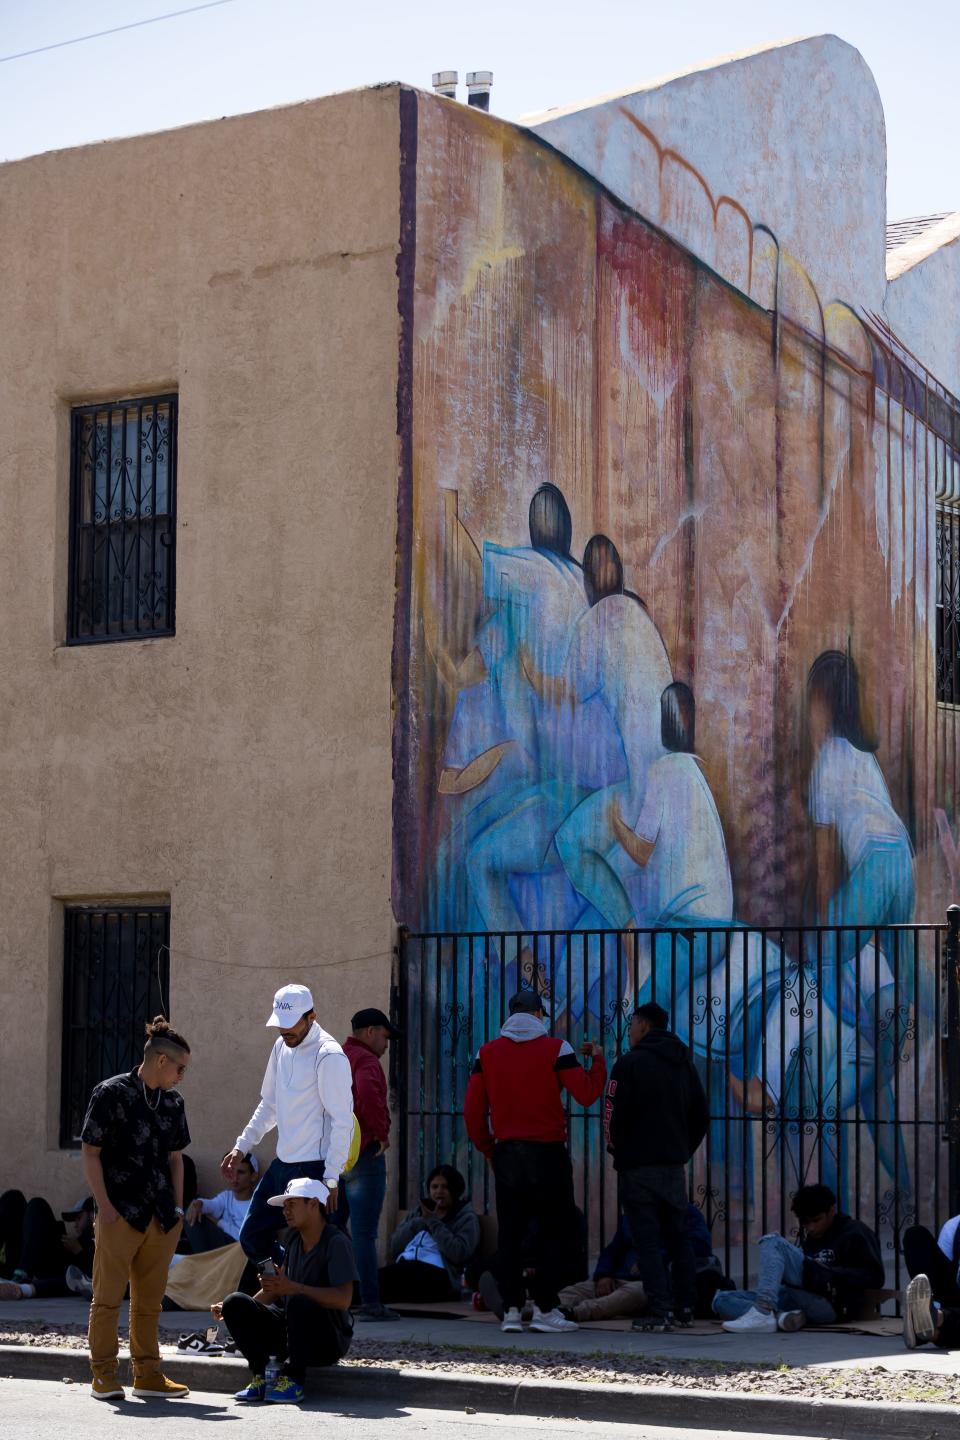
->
xmin=717 ymin=1183 xmax=884 ymax=1333
xmin=604 ymin=1002 xmax=708 ymax=1332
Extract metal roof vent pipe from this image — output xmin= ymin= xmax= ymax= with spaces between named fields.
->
xmin=466 ymin=71 xmax=493 ymax=111
xmin=432 ymin=71 xmax=458 ymax=100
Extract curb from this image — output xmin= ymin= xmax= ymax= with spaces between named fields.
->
xmin=1 ymin=1344 xmax=956 ymax=1438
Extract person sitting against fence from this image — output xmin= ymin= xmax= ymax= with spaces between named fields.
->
xmin=182 ymin=1154 xmax=259 ymax=1253
xmin=216 ymin=1177 xmax=358 ymax=1406
xmin=555 ymin=1204 xmax=725 ymax=1324
xmin=557 ymin=1213 xmax=648 ymax=1323
xmin=902 ymin=1274 xmax=960 ymax=1350
xmin=902 ymin=1215 xmax=960 ymax=1312
xmin=0 ymin=1190 xmax=95 ymax=1300
xmin=900 ymin=1212 xmax=960 ymax=1350
xmin=716 ymin=1183 xmax=883 ymax=1333
xmin=378 ymin=1165 xmax=480 ymax=1304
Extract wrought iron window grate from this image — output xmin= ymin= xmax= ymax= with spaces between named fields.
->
xmin=60 ymin=905 xmax=171 ymax=1147
xmin=937 ymin=508 xmax=960 ymax=704
xmin=67 ymin=395 xmax=177 ymax=643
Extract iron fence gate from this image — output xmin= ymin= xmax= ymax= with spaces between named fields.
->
xmin=396 ymin=914 xmax=960 ymax=1296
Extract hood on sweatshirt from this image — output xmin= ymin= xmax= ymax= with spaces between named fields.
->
xmin=637 ymin=1029 xmax=691 ymax=1065
xmin=500 ymin=1013 xmax=549 ymax=1043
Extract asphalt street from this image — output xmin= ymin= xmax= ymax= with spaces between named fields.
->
xmin=0 ymin=1377 xmax=837 ymax=1440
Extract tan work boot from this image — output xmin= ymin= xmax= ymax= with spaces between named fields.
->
xmin=91 ymin=1373 xmax=125 ymax=1401
xmin=132 ymin=1372 xmax=190 ymax=1399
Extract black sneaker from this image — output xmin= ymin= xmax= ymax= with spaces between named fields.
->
xmin=355 ymin=1302 xmax=401 ymax=1322
xmin=672 ymin=1308 xmax=695 ymax=1327
xmin=632 ymin=1315 xmax=673 ymax=1332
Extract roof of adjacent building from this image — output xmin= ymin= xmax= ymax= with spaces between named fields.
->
xmin=886 ymin=214 xmax=954 ymax=252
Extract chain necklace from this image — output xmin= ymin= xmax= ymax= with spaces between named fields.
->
xmin=140 ymin=1073 xmax=161 ymax=1111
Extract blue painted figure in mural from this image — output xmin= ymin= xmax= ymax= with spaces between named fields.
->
xmin=807 ymin=650 xmax=915 ymax=949
xmin=728 ymin=650 xmax=916 ymax=1192
xmin=443 ymin=484 xmax=591 ymax=940
xmin=611 ymin=682 xmax=733 ymax=930
xmin=806 ymin=648 xmax=916 ymax=1194
xmin=550 ymin=535 xmax=673 ymax=932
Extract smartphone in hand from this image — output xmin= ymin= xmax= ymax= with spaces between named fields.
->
xmin=258 ymin=1259 xmax=277 ymax=1278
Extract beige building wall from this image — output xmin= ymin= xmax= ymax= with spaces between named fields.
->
xmin=0 ymin=87 xmax=402 ymax=1204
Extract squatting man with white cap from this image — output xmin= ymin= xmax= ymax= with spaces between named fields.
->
xmin=221 ymin=985 xmax=355 ymax=1263
xmin=212 ymin=1177 xmax=358 ymax=1406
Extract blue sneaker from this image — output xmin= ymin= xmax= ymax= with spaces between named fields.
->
xmin=234 ymin=1375 xmax=266 ymax=1402
xmin=266 ymin=1374 xmax=305 ymax=1404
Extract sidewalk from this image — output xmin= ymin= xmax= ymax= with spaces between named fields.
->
xmin=5 ymin=1292 xmax=960 ymax=1375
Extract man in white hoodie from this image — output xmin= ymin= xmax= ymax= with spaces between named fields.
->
xmin=221 ymin=985 xmax=354 ymax=1263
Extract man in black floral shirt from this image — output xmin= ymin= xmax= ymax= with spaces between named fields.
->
xmin=81 ymin=1016 xmax=192 ymax=1402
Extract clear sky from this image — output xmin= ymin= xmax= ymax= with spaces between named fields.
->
xmin=0 ymin=0 xmax=956 ymax=223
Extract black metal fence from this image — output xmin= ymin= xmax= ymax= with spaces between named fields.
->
xmin=60 ymin=905 xmax=171 ymax=1146
xmin=396 ymin=915 xmax=960 ymax=1296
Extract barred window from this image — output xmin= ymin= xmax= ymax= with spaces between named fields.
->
xmin=68 ymin=395 xmax=177 ymax=643
xmin=937 ymin=509 xmax=960 ymax=705
xmin=60 ymin=905 xmax=171 ymax=1147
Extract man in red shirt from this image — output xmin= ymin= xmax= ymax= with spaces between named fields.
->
xmin=341 ymin=1007 xmax=400 ymax=1320
xmin=464 ymin=990 xmax=606 ymax=1334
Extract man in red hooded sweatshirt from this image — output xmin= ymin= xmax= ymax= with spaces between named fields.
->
xmin=464 ymin=989 xmax=606 ymax=1334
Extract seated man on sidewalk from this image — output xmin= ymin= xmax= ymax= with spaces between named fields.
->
xmin=558 ymin=1204 xmax=724 ymax=1324
xmin=0 ymin=1190 xmax=95 ymax=1300
xmin=902 ymin=1273 xmax=960 ymax=1350
xmin=182 ymin=1154 xmax=258 ymax=1253
xmin=216 ymin=1178 xmax=357 ymax=1406
xmin=902 ymin=1214 xmax=960 ymax=1310
xmin=717 ymin=1183 xmax=883 ymax=1333
xmin=380 ymin=1165 xmax=480 ymax=1304
xmin=558 ymin=1214 xmax=647 ymax=1322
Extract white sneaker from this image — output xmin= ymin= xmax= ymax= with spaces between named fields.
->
xmin=903 ymin=1275 xmax=936 ymax=1349
xmin=721 ymin=1305 xmax=777 ymax=1333
xmin=777 ymin=1309 xmax=806 ymax=1332
xmin=529 ymin=1306 xmax=579 ymax=1333
xmin=66 ymin=1265 xmax=93 ymax=1299
xmin=501 ymin=1307 xmax=524 ymax=1333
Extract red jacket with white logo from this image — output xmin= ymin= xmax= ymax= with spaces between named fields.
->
xmin=463 ymin=1014 xmax=606 ymax=1158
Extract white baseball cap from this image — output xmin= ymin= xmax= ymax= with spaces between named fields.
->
xmin=266 ymin=1177 xmax=330 ymax=1207
xmin=266 ymin=983 xmax=314 ymax=1028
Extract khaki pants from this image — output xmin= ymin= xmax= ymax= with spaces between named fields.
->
xmin=557 ymin=1277 xmax=647 ymax=1322
xmin=88 ymin=1216 xmax=181 ymax=1381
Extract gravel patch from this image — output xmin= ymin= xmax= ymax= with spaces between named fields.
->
xmin=2 ymin=1321 xmax=958 ymax=1406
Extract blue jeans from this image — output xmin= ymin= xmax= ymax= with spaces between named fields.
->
xmin=712 ymin=1234 xmax=837 ymax=1324
xmin=339 ymin=1147 xmax=386 ymax=1305
xmin=237 ymin=1158 xmax=329 ymax=1263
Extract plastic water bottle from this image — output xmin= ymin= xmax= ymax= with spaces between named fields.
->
xmin=264 ymin=1355 xmax=280 ymax=1388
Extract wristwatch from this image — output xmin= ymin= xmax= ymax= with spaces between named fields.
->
xmin=173 ymin=1206 xmax=185 ymax=1218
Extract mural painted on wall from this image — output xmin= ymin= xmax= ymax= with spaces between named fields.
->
xmin=394 ymin=95 xmax=960 ymax=1223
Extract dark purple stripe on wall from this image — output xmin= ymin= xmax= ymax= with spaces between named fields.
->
xmin=391 ymin=85 xmax=418 ymax=924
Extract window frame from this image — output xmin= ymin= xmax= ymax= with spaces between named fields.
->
xmin=59 ymin=903 xmax=171 ymax=1149
xmin=66 ymin=393 xmax=178 ymax=645
xmin=936 ymin=506 xmax=960 ymax=708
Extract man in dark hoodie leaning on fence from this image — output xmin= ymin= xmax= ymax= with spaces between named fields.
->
xmin=464 ymin=989 xmax=606 ymax=1335
xmin=604 ymin=1001 xmax=709 ymax=1332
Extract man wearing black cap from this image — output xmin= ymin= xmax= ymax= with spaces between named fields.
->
xmin=341 ymin=1007 xmax=402 ymax=1320
xmin=464 ymin=990 xmax=606 ymax=1334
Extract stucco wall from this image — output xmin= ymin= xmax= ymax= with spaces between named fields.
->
xmin=526 ymin=35 xmax=888 ymax=321
xmin=886 ymin=217 xmax=960 ymax=400
xmin=0 ymin=87 xmax=402 ymax=1204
